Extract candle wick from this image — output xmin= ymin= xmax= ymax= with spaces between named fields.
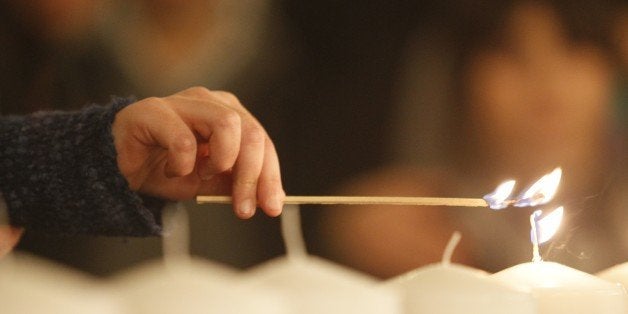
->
xmin=530 ymin=210 xmax=542 ymax=263
xmin=162 ymin=202 xmax=191 ymax=266
xmin=280 ymin=205 xmax=307 ymax=260
xmin=442 ymin=231 xmax=462 ymax=266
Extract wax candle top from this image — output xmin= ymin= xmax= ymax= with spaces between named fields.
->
xmin=246 ymin=255 xmax=385 ymax=291
xmin=245 ymin=256 xmax=401 ymax=314
xmin=493 ymin=261 xmax=626 ymax=293
xmin=112 ymin=256 xmax=237 ymax=283
xmin=387 ymin=263 xmax=536 ymax=314
xmin=598 ymin=263 xmax=628 ymax=287
xmin=493 ymin=262 xmax=628 ymax=314
xmin=390 ymin=263 xmax=487 ymax=288
xmin=112 ymin=257 xmax=286 ymax=314
xmin=0 ymin=253 xmax=121 ymax=314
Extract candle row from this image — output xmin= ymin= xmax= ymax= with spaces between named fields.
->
xmin=1 ymin=250 xmax=628 ymax=314
xmin=2 ymin=200 xmax=626 ymax=314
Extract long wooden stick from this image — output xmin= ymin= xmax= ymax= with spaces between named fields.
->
xmin=196 ymin=195 xmax=488 ymax=207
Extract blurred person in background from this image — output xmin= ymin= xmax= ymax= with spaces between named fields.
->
xmin=315 ymin=0 xmax=628 ymax=278
xmin=0 ymin=0 xmax=109 ymax=114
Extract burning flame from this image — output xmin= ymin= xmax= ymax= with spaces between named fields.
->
xmin=531 ymin=206 xmax=564 ymax=244
xmin=514 ymin=168 xmax=562 ymax=207
xmin=482 ymin=168 xmax=564 ymax=261
xmin=483 ymin=167 xmax=561 ymax=209
xmin=483 ymin=180 xmax=516 ymax=210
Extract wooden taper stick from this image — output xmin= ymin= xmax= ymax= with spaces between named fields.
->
xmin=196 ymin=195 xmax=488 ymax=207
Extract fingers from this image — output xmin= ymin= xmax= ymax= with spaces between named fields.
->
xmin=167 ymin=87 xmax=285 ymax=218
xmin=143 ymin=102 xmax=198 ymax=177
xmin=212 ymin=92 xmax=285 ymax=218
xmin=257 ymin=139 xmax=285 ymax=217
xmin=113 ymin=100 xmax=198 ymax=191
xmin=202 ymin=111 xmax=241 ymax=178
xmin=168 ymin=97 xmax=242 ymax=179
xmin=231 ymin=122 xmax=266 ymax=218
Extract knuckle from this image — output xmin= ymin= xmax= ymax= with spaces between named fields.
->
xmin=242 ymin=125 xmax=266 ymax=145
xmin=174 ymin=134 xmax=196 ymax=154
xmin=185 ymin=86 xmax=212 ymax=98
xmin=216 ymin=110 xmax=241 ymax=131
xmin=234 ymin=178 xmax=258 ymax=188
xmin=214 ymin=90 xmax=240 ymax=104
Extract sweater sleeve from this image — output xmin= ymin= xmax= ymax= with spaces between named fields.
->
xmin=0 ymin=98 xmax=162 ymax=236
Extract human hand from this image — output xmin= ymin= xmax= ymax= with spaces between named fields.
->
xmin=112 ymin=87 xmax=285 ymax=219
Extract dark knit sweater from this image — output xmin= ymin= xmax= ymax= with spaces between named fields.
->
xmin=0 ymin=98 xmax=162 ymax=236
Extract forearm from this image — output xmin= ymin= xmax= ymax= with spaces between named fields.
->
xmin=0 ymin=98 xmax=162 ymax=236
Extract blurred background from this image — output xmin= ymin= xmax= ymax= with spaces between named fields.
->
xmin=1 ymin=0 xmax=626 ymax=279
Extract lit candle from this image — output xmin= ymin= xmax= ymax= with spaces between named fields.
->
xmin=111 ymin=202 xmax=287 ymax=314
xmin=386 ymin=232 xmax=536 ymax=314
xmin=491 ymin=206 xmax=628 ymax=313
xmin=243 ymin=205 xmax=401 ymax=314
xmin=597 ymin=263 xmax=628 ymax=289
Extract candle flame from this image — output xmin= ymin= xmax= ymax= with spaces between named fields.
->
xmin=531 ymin=206 xmax=564 ymax=244
xmin=514 ymin=168 xmax=562 ymax=207
xmin=483 ymin=180 xmax=516 ymax=210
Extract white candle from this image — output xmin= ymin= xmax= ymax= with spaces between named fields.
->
xmin=245 ymin=255 xmax=400 ymax=313
xmin=111 ymin=257 xmax=286 ymax=314
xmin=597 ymin=263 xmax=628 ymax=289
xmin=386 ymin=232 xmax=536 ymax=314
xmin=0 ymin=253 xmax=121 ymax=314
xmin=111 ymin=202 xmax=287 ymax=314
xmin=492 ymin=261 xmax=627 ymax=313
xmin=243 ymin=205 xmax=401 ymax=314
xmin=492 ymin=206 xmax=627 ymax=313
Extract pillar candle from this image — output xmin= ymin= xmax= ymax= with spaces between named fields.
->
xmin=110 ymin=202 xmax=288 ymax=314
xmin=492 ymin=261 xmax=628 ymax=313
xmin=598 ymin=263 xmax=628 ymax=289
xmin=111 ymin=257 xmax=287 ymax=314
xmin=242 ymin=205 xmax=401 ymax=314
xmin=386 ymin=232 xmax=536 ymax=314
xmin=0 ymin=253 xmax=121 ymax=314
xmin=244 ymin=255 xmax=400 ymax=314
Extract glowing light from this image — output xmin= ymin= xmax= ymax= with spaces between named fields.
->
xmin=533 ymin=206 xmax=564 ymax=244
xmin=514 ymin=168 xmax=562 ymax=207
xmin=529 ymin=206 xmax=564 ymax=262
xmin=483 ymin=180 xmax=516 ymax=210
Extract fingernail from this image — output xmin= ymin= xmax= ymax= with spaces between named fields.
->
xmin=238 ymin=199 xmax=256 ymax=217
xmin=267 ymin=195 xmax=283 ymax=215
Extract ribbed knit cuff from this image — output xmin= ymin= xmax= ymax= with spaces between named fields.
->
xmin=0 ymin=98 xmax=162 ymax=236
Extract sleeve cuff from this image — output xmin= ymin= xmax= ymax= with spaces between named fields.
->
xmin=0 ymin=97 xmax=163 ymax=236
